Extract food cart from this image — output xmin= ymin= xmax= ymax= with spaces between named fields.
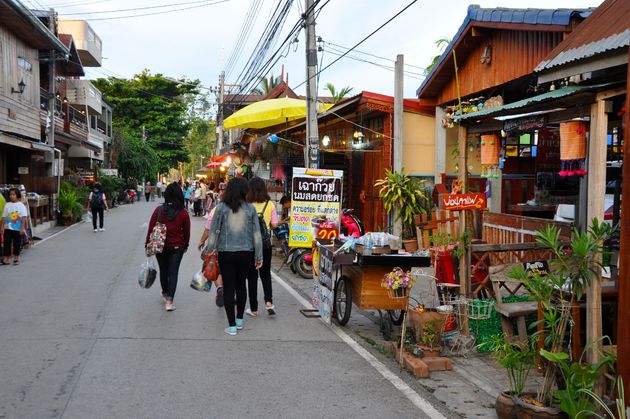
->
xmin=317 ymin=241 xmax=431 ymax=339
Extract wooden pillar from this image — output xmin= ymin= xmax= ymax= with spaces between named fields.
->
xmin=458 ymin=124 xmax=469 ymax=295
xmin=586 ymin=100 xmax=607 ymax=370
xmin=618 ymin=48 xmax=630 ymax=403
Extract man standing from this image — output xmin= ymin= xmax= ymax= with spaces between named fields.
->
xmin=156 ymin=180 xmax=163 ymax=198
xmin=88 ymin=183 xmax=108 ymax=232
xmin=145 ymin=180 xmax=151 ymax=202
xmin=160 ymin=181 xmax=166 ymax=200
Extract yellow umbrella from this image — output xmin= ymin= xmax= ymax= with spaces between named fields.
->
xmin=223 ymin=97 xmax=329 ymax=130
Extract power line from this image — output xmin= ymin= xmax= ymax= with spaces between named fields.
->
xmin=324 ymin=46 xmax=423 ymax=80
xmin=42 ymin=0 xmax=113 ymax=8
xmin=224 ymin=0 xmax=265 ymax=78
xmin=324 ymin=40 xmax=426 ymax=71
xmin=58 ymin=0 xmax=221 ymax=15
xmin=293 ymin=0 xmax=419 ymax=90
xmin=75 ymin=0 xmax=232 ymax=21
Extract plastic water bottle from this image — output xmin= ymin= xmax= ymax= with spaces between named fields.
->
xmin=366 ymin=233 xmax=373 ymax=256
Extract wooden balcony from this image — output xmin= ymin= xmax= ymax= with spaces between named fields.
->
xmin=39 ymin=89 xmax=88 ymax=143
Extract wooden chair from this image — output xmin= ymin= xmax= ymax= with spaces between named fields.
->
xmin=491 ymin=277 xmax=538 ymax=344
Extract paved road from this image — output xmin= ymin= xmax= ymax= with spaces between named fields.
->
xmin=0 ymin=200 xmax=445 ymax=419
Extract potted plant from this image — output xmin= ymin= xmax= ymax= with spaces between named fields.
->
xmin=507 ymin=219 xmax=613 ymax=418
xmin=381 ymin=267 xmax=416 ymax=298
xmin=482 ymin=335 xmax=537 ymax=419
xmin=417 ymin=320 xmax=442 ymax=357
xmin=375 ymin=168 xmax=428 ymax=252
xmin=58 ymin=188 xmax=83 ymax=225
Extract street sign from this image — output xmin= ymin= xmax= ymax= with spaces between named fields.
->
xmin=440 ymin=193 xmax=487 ymax=211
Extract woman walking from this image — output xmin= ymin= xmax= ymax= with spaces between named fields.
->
xmin=205 ymin=177 xmax=262 ymax=336
xmin=145 ymin=182 xmax=190 ymax=311
xmin=87 ymin=182 xmax=109 ymax=232
xmin=183 ymin=182 xmax=192 ymax=212
xmin=246 ymin=177 xmax=278 ymax=316
xmin=1 ymin=188 xmax=28 ymax=265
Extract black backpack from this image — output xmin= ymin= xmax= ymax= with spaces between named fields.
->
xmin=257 ymin=201 xmax=272 ymax=249
xmin=90 ymin=191 xmax=104 ymax=209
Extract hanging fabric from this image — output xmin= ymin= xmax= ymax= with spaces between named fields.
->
xmin=480 ymin=134 xmax=501 ymax=178
xmin=559 ymin=121 xmax=587 ymax=177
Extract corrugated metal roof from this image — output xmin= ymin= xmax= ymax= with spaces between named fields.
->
xmin=536 ymin=0 xmax=630 ymax=72
xmin=456 ymin=83 xmax=614 ymax=121
xmin=416 ymin=4 xmax=592 ymax=97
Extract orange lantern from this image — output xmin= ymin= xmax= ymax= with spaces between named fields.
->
xmin=480 ymin=134 xmax=501 ymax=178
xmin=559 ymin=121 xmax=587 ymax=176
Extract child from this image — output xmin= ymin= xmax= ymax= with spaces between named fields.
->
xmin=1 ymin=188 xmax=28 ymax=265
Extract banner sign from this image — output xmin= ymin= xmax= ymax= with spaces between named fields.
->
xmin=99 ymin=168 xmax=118 ymax=177
xmin=289 ymin=167 xmax=343 ymax=248
xmin=440 ymin=193 xmax=487 ymax=211
xmin=523 ymin=260 xmax=549 ymax=277
xmin=503 ymin=115 xmax=546 ymax=133
xmin=312 ymin=243 xmax=335 ymax=324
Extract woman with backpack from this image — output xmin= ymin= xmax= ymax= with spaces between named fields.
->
xmin=205 ymin=177 xmax=262 ymax=335
xmin=88 ymin=183 xmax=108 ymax=232
xmin=145 ymin=182 xmax=190 ymax=311
xmin=245 ymin=177 xmax=279 ymax=316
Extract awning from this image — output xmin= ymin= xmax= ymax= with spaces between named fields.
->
xmin=0 ymin=132 xmax=52 ymax=151
xmin=210 ymin=153 xmax=239 ymax=163
xmin=456 ymin=82 xmax=617 ymax=121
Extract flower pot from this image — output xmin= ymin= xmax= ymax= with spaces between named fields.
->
xmin=495 ymin=391 xmax=517 ymax=419
xmin=513 ymin=393 xmax=567 ymax=419
xmin=402 ymin=239 xmax=418 ymax=253
xmin=416 ymin=344 xmax=441 ymax=358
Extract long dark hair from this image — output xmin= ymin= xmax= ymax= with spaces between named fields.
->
xmin=163 ymin=182 xmax=184 ymax=211
xmin=247 ymin=176 xmax=270 ymax=203
xmin=222 ymin=177 xmax=248 ymax=213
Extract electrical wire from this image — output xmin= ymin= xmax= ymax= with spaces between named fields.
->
xmin=323 ymin=46 xmax=423 ymax=80
xmin=58 ymin=0 xmax=225 ymax=15
xmin=42 ymin=0 xmax=113 ymax=9
xmin=324 ymin=40 xmax=426 ymax=71
xmin=293 ymin=0 xmax=420 ymax=90
xmin=224 ymin=0 xmax=265 ymax=78
xmin=75 ymin=0 xmax=232 ymax=21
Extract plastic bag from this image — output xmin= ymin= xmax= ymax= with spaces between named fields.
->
xmin=138 ymin=258 xmax=157 ymax=289
xmin=190 ymin=270 xmax=212 ymax=292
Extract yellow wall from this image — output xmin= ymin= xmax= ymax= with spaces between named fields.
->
xmin=402 ymin=112 xmax=435 ymax=176
xmin=445 ymin=129 xmax=482 ymax=175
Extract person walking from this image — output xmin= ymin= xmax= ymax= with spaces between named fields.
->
xmin=183 ymin=182 xmax=192 ymax=212
xmin=192 ymin=182 xmax=202 ymax=216
xmin=145 ymin=180 xmax=151 ymax=202
xmin=145 ymin=183 xmax=190 ymax=311
xmin=205 ymin=177 xmax=262 ymax=336
xmin=245 ymin=177 xmax=278 ymax=316
xmin=160 ymin=181 xmax=167 ymax=200
xmin=88 ymin=183 xmax=108 ymax=232
xmin=156 ymin=180 xmax=163 ymax=198
xmin=1 ymin=188 xmax=28 ymax=265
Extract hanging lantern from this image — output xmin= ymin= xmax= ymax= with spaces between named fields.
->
xmin=559 ymin=121 xmax=587 ymax=176
xmin=480 ymin=134 xmax=501 ymax=178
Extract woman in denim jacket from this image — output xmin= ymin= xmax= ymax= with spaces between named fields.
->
xmin=206 ymin=177 xmax=262 ymax=336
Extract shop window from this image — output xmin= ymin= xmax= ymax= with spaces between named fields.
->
xmin=506 ymin=131 xmax=538 ymax=158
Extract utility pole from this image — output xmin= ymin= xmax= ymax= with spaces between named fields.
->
xmin=48 ymin=9 xmax=56 ymax=150
xmin=304 ymin=0 xmax=319 ymax=169
xmin=392 ymin=54 xmax=404 ymax=237
xmin=216 ymin=71 xmax=225 ymax=155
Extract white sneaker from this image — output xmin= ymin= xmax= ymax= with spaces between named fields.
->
xmin=99 ymin=228 xmax=105 ymax=232
xmin=165 ymin=302 xmax=176 ymax=311
xmin=93 ymin=229 xmax=98 ymax=233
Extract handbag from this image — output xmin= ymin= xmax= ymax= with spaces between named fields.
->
xmin=138 ymin=258 xmax=157 ymax=289
xmin=146 ymin=208 xmax=167 ymax=256
xmin=202 ymin=205 xmax=223 ymax=281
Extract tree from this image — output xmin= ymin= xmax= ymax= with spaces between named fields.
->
xmin=325 ymin=83 xmax=353 ymax=104
xmin=112 ymin=127 xmax=158 ymax=181
xmin=182 ymin=119 xmax=217 ymax=178
xmin=424 ymin=37 xmax=451 ymax=76
xmin=92 ymin=70 xmax=201 ymax=175
xmin=252 ymin=74 xmax=280 ymax=95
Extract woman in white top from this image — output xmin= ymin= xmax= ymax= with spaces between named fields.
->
xmin=1 ymin=188 xmax=28 ymax=265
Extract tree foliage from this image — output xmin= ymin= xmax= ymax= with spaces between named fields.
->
xmin=424 ymin=37 xmax=451 ymax=76
xmin=92 ymin=70 xmax=202 ymax=176
xmin=252 ymin=74 xmax=280 ymax=95
xmin=325 ymin=83 xmax=353 ymax=104
xmin=181 ymin=119 xmax=217 ymax=179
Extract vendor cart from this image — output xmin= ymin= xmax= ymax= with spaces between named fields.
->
xmin=329 ymin=248 xmax=431 ymax=339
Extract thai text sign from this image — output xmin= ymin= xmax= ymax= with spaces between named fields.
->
xmin=312 ymin=243 xmax=335 ymax=324
xmin=523 ymin=260 xmax=549 ymax=277
xmin=289 ymin=168 xmax=343 ymax=248
xmin=440 ymin=193 xmax=487 ymax=211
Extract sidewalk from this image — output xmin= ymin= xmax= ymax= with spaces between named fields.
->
xmin=273 ymin=256 xmax=542 ymax=419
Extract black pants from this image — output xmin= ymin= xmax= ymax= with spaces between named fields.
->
xmin=91 ymin=207 xmax=104 ymax=229
xmin=218 ymin=251 xmax=252 ymax=326
xmin=3 ymin=230 xmax=22 ymax=257
xmin=247 ymin=246 xmax=273 ymax=312
xmin=193 ymin=200 xmax=202 ymax=216
xmin=155 ymin=247 xmax=185 ymax=302
xmin=144 ymin=192 xmax=150 ymax=202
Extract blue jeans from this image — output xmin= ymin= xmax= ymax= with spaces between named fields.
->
xmin=155 ymin=247 xmax=185 ymax=301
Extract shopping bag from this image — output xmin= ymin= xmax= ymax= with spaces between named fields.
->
xmin=138 ymin=258 xmax=157 ymax=289
xmin=202 ymin=251 xmax=220 ymax=282
xmin=190 ymin=270 xmax=212 ymax=292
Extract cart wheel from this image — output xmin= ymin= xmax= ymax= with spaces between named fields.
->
xmin=381 ymin=315 xmax=393 ymax=341
xmin=388 ymin=309 xmax=405 ymax=326
xmin=334 ymin=276 xmax=352 ymax=326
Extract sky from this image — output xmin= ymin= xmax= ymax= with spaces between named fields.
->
xmin=35 ymin=0 xmax=605 ymax=102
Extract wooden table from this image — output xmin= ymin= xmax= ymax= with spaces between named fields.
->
xmin=28 ymin=196 xmax=49 ymax=227
xmin=508 ymin=204 xmax=557 ymax=219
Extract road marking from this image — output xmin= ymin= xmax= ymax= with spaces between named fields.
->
xmin=32 ymin=221 xmax=84 ymax=247
xmin=271 ymin=271 xmax=447 ymax=419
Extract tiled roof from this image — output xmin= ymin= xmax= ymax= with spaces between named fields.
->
xmin=416 ymin=4 xmax=593 ymax=97
xmin=535 ymin=0 xmax=630 ymax=72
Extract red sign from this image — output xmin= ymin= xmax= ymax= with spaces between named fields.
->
xmin=440 ymin=193 xmax=487 ymax=211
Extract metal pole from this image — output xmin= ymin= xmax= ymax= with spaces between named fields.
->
xmin=217 ymin=71 xmax=225 ymax=155
xmin=304 ymin=0 xmax=320 ymax=169
xmin=393 ymin=54 xmax=404 ymax=237
xmin=48 ymin=9 xmax=58 ymax=213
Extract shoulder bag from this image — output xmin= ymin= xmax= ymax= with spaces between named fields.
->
xmin=145 ymin=208 xmax=167 ymax=256
xmin=202 ymin=205 xmax=223 ymax=281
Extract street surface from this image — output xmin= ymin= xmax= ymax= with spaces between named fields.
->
xmin=0 ymin=201 xmax=450 ymax=419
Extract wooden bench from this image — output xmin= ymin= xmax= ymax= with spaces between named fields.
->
xmin=491 ymin=277 xmax=538 ymax=344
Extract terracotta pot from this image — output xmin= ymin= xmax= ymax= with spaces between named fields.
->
xmin=416 ymin=345 xmax=441 ymax=358
xmin=513 ymin=393 xmax=567 ymax=419
xmin=495 ymin=391 xmax=517 ymax=419
xmin=402 ymin=239 xmax=418 ymax=253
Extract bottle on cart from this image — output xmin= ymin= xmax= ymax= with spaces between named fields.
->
xmin=365 ymin=233 xmax=373 ymax=256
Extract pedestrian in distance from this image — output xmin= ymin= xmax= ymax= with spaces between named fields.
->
xmin=145 ymin=182 xmax=190 ymax=311
xmin=1 ymin=188 xmax=28 ymax=265
xmin=156 ymin=180 xmax=163 ymax=198
xmin=145 ymin=180 xmax=151 ymax=202
xmin=192 ymin=182 xmax=202 ymax=216
xmin=205 ymin=177 xmax=262 ymax=336
xmin=160 ymin=181 xmax=166 ymax=200
xmin=183 ymin=181 xmax=192 ymax=211
xmin=88 ymin=183 xmax=109 ymax=232
xmin=246 ymin=177 xmax=278 ymax=316
xmin=279 ymin=195 xmax=291 ymax=224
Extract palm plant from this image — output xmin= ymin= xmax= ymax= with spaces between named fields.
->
xmin=325 ymin=83 xmax=353 ymax=104
xmin=424 ymin=37 xmax=451 ymax=75
xmin=252 ymin=74 xmax=281 ymax=95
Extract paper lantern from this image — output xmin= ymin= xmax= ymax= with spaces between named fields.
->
xmin=559 ymin=121 xmax=587 ymax=177
xmin=480 ymin=134 xmax=501 ymax=178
